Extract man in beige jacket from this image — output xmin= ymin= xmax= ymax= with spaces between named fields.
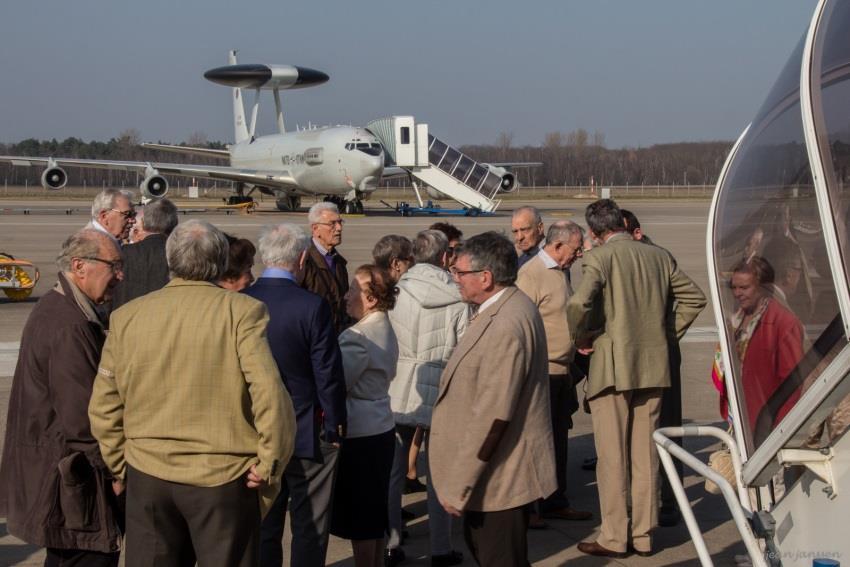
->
xmin=516 ymin=220 xmax=592 ymax=524
xmin=89 ymin=219 xmax=296 ymax=567
xmin=567 ymin=200 xmax=706 ymax=558
xmin=430 ymin=231 xmax=556 ymax=567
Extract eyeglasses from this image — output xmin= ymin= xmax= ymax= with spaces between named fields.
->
xmin=450 ymin=267 xmax=486 ymax=278
xmin=79 ymin=256 xmax=124 ymax=273
xmin=111 ymin=208 xmax=136 ymax=219
xmin=314 ymin=219 xmax=344 ymax=228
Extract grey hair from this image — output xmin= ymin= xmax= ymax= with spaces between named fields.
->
xmin=512 ymin=205 xmax=542 ymax=225
xmin=258 ymin=223 xmax=310 ymax=268
xmin=585 ymin=199 xmax=625 ymax=236
xmin=456 ymin=231 xmax=517 ymax=286
xmin=142 ymin=198 xmax=179 ymax=235
xmin=413 ymin=229 xmax=448 ymax=266
xmin=166 ymin=219 xmax=229 ymax=281
xmin=372 ymin=235 xmax=413 ymax=270
xmin=56 ymin=229 xmax=119 ymax=272
xmin=546 ymin=220 xmax=584 ymax=245
xmin=90 ymin=188 xmax=128 ymax=218
xmin=308 ymin=201 xmax=340 ymax=224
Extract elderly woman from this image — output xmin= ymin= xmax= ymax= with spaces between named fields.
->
xmin=728 ymin=256 xmax=804 ymax=444
xmin=218 ymin=234 xmax=256 ymax=291
xmin=330 ymin=265 xmax=398 ymax=567
xmin=372 ymin=234 xmax=415 ymax=284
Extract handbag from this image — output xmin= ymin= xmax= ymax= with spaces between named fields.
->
xmin=705 ymin=447 xmax=737 ymax=495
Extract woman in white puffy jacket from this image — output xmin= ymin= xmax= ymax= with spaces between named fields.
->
xmin=385 ymin=229 xmax=469 ymax=566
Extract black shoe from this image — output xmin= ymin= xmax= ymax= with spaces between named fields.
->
xmin=385 ymin=547 xmax=406 ymax=567
xmin=658 ymin=504 xmax=680 ymax=527
xmin=405 ymin=477 xmax=427 ymax=494
xmin=401 ymin=507 xmax=415 ymax=521
xmin=581 ymin=457 xmax=598 ymax=471
xmin=432 ymin=550 xmax=463 ymax=566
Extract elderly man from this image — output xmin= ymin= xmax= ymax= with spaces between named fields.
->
xmin=386 ymin=229 xmax=469 ymax=567
xmin=299 ymin=202 xmax=349 ymax=333
xmin=87 ymin=188 xmax=136 ymax=244
xmin=111 ymin=198 xmax=179 ymax=309
xmin=244 ymin=223 xmax=347 ymax=567
xmin=511 ymin=206 xmax=545 ymax=269
xmin=430 ymin=231 xmax=556 ymax=567
xmin=516 ymin=220 xmax=592 ymax=525
xmin=0 ymin=229 xmax=124 ymax=566
xmin=568 ymin=200 xmax=706 ymax=558
xmin=89 ymin=219 xmax=296 ymax=567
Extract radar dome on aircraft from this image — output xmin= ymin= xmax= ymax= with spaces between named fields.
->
xmin=203 ymin=64 xmax=329 ymax=90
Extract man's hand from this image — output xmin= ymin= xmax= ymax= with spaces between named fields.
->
xmin=577 ymin=347 xmax=594 ymax=355
xmin=245 ymin=464 xmax=267 ymax=489
xmin=439 ymin=497 xmax=462 ymax=517
xmin=112 ymin=480 xmax=125 ymax=496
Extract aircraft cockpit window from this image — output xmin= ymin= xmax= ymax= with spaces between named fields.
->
xmin=356 ymin=142 xmax=382 ymax=157
xmin=712 ymin=32 xmax=845 ymax=456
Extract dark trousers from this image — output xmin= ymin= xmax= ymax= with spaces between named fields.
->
xmin=463 ymin=506 xmax=530 ymax=567
xmin=659 ymin=344 xmax=684 ymax=508
xmin=45 ymin=549 xmax=119 ymax=567
xmin=541 ymin=373 xmax=578 ymax=511
xmin=125 ymin=466 xmax=261 ymax=567
xmin=260 ymin=442 xmax=339 ymax=567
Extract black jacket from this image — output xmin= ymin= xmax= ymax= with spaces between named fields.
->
xmin=111 ymin=233 xmax=169 ymax=310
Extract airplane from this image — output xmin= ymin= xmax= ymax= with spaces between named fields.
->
xmin=0 ymin=51 xmax=533 ymax=213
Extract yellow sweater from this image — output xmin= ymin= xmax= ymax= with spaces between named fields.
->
xmin=516 ymin=252 xmax=575 ymax=375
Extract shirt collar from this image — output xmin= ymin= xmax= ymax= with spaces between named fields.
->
xmin=261 ymin=267 xmax=296 ymax=281
xmin=91 ymin=219 xmax=121 ymax=246
xmin=313 ymin=238 xmax=332 ymax=256
xmin=477 ymin=288 xmax=508 ymax=317
xmin=537 ymin=248 xmax=559 ymax=269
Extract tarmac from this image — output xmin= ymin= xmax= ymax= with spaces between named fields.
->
xmin=0 ymin=197 xmax=748 ymax=566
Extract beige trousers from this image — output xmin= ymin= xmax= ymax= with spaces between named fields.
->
xmin=588 ymin=387 xmax=663 ymax=553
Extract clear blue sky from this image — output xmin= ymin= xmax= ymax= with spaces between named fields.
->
xmin=0 ymin=0 xmax=816 ymax=149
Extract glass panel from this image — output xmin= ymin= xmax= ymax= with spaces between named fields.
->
xmin=429 ymin=138 xmax=448 ymax=166
xmin=401 ymin=127 xmax=410 ymax=145
xmin=480 ymin=171 xmax=502 ymax=197
xmin=452 ymin=155 xmax=475 ymax=182
xmin=438 ymin=147 xmax=461 ymax=174
xmin=713 ymin=29 xmax=844 ymax=454
xmin=467 ymin=163 xmax=488 ymax=191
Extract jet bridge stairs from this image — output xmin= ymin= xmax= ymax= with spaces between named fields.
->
xmin=367 ymin=116 xmax=503 ymax=213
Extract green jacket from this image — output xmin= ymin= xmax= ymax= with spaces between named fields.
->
xmin=567 ymin=232 xmax=706 ymax=398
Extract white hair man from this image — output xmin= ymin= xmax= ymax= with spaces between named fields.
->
xmin=298 ymin=202 xmax=349 ymax=332
xmin=87 ymin=188 xmax=136 ymax=244
xmin=89 ymin=219 xmax=295 ymax=567
xmin=385 ymin=229 xmax=469 ymax=566
xmin=511 ymin=206 xmax=545 ymax=269
xmin=0 ymin=229 xmax=124 ymax=565
xmin=244 ymin=223 xmax=347 ymax=567
xmin=516 ymin=220 xmax=592 ymax=526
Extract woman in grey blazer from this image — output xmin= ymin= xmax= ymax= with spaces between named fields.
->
xmin=330 ymin=265 xmax=399 ymax=567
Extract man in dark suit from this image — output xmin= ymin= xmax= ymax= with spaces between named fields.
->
xmin=111 ymin=198 xmax=178 ymax=309
xmin=298 ymin=202 xmax=350 ymax=333
xmin=244 ymin=222 xmax=347 ymax=567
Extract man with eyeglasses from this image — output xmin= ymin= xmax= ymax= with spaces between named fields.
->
xmin=0 ymin=229 xmax=125 ymax=566
xmin=430 ymin=231 xmax=556 ymax=567
xmin=516 ymin=220 xmax=593 ymax=527
xmin=86 ymin=188 xmax=136 ymax=245
xmin=299 ymin=202 xmax=350 ymax=333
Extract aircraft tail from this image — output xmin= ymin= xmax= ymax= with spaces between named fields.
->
xmin=229 ymin=50 xmax=250 ymax=144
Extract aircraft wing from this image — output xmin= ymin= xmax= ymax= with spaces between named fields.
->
xmin=380 ymin=165 xmax=409 ymax=180
xmin=488 ymin=162 xmax=543 ymax=169
xmin=0 ymin=155 xmax=298 ymax=189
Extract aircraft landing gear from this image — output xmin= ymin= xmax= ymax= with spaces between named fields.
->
xmin=343 ymin=200 xmax=363 ymax=214
xmin=275 ymin=196 xmax=301 ymax=212
xmin=226 ymin=182 xmax=255 ymax=206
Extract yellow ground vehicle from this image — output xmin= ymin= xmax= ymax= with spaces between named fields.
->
xmin=0 ymin=253 xmax=40 ymax=300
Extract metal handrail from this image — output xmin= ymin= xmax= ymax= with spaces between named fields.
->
xmin=653 ymin=425 xmax=767 ymax=567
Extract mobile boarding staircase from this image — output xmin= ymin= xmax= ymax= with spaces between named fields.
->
xmin=367 ymin=116 xmax=502 ymax=213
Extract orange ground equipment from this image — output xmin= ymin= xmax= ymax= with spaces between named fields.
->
xmin=0 ymin=253 xmax=40 ymax=301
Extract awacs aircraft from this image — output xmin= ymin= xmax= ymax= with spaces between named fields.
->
xmin=0 ymin=51 xmax=533 ymax=213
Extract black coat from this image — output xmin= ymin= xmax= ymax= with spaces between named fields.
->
xmin=111 ymin=233 xmax=169 ymax=310
xmin=297 ymin=242 xmax=350 ymax=333
xmin=0 ymin=273 xmax=123 ymax=553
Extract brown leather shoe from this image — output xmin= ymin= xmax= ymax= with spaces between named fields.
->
xmin=541 ymin=507 xmax=593 ymax=521
xmin=577 ymin=541 xmax=626 ymax=558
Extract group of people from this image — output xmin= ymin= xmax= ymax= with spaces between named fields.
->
xmin=0 ymin=188 xmax=711 ymax=567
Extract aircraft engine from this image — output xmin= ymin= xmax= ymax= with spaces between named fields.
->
xmin=140 ymin=173 xmax=169 ymax=199
xmin=486 ymin=165 xmax=518 ymax=193
xmin=40 ymin=167 xmax=68 ymax=190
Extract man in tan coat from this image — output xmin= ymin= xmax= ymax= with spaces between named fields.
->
xmin=516 ymin=220 xmax=592 ymax=523
xmin=430 ymin=231 xmax=556 ymax=567
xmin=89 ymin=219 xmax=296 ymax=567
xmin=567 ymin=200 xmax=706 ymax=558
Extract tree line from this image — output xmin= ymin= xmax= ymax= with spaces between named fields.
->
xmin=0 ymin=128 xmax=733 ymax=188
